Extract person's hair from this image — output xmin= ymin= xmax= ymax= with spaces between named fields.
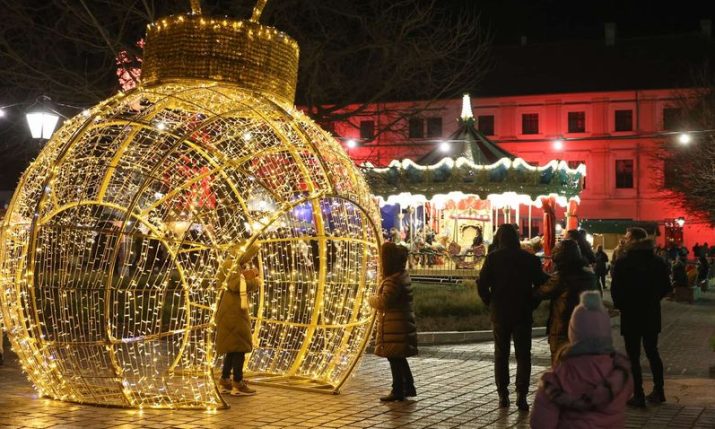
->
xmin=495 ymin=224 xmax=520 ymax=250
xmin=553 ymin=239 xmax=586 ymax=270
xmin=596 ymin=244 xmax=603 ymax=251
xmin=381 ymin=242 xmax=409 ymax=276
xmin=566 ymin=229 xmax=595 ymax=259
xmin=627 ymin=227 xmax=648 ymax=241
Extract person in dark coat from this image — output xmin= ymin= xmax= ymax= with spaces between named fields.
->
xmin=698 ymin=254 xmax=710 ymax=284
xmin=215 ymin=243 xmax=261 ymax=396
xmin=534 ymin=239 xmax=597 ymax=363
xmin=368 ymin=242 xmax=417 ymax=402
xmin=611 ymin=227 xmax=672 ymax=408
xmin=594 ymin=245 xmax=609 ymax=293
xmin=478 ymin=224 xmax=549 ymax=411
xmin=671 ymin=257 xmax=688 ymax=288
xmin=566 ymin=229 xmax=596 ymax=265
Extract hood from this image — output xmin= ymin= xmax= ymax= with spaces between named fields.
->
xmin=541 ymin=353 xmax=632 ymax=412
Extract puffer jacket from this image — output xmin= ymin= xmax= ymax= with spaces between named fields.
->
xmin=368 ymin=271 xmax=418 ymax=358
xmin=534 ymin=267 xmax=597 ymax=353
xmin=531 ymin=352 xmax=633 ymax=429
xmin=215 ymin=270 xmax=260 ymax=355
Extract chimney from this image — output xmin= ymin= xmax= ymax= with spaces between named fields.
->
xmin=605 ymin=22 xmax=616 ymax=46
xmin=520 ymin=35 xmax=528 ymax=46
xmin=701 ymin=19 xmax=712 ymax=39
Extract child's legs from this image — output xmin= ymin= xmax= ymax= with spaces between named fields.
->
xmin=231 ymin=352 xmax=246 ymax=382
xmin=221 ymin=353 xmax=235 ymax=380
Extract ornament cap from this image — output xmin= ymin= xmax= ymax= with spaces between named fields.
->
xmin=142 ymin=14 xmax=299 ymax=104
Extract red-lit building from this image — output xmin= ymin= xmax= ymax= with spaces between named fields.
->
xmin=327 ymin=24 xmax=715 ymax=250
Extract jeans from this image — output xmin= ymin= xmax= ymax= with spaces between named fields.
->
xmin=221 ymin=352 xmax=246 ymax=382
xmin=493 ymin=322 xmax=532 ymax=394
xmin=624 ymin=333 xmax=664 ymax=396
xmin=387 ymin=357 xmax=414 ymax=396
xmin=597 ymin=274 xmax=607 ymax=292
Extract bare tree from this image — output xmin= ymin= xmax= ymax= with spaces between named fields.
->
xmin=657 ymin=64 xmax=715 ymax=225
xmin=0 ymin=0 xmax=490 ymax=186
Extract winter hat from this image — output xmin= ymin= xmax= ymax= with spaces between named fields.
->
xmin=567 ymin=291 xmax=614 ymax=356
xmin=381 ymin=242 xmax=409 ymax=277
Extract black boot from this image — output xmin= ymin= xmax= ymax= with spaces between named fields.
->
xmin=380 ymin=391 xmax=405 ymax=402
xmin=646 ymin=388 xmax=666 ymax=404
xmin=627 ymin=393 xmax=646 ymax=408
xmin=516 ymin=392 xmax=529 ymax=412
xmin=405 ymin=385 xmax=417 ymax=398
xmin=498 ymin=391 xmax=510 ymax=408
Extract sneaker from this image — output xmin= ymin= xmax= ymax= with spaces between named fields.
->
xmin=379 ymin=391 xmax=405 ymax=402
xmin=218 ymin=378 xmax=232 ymax=393
xmin=627 ymin=394 xmax=646 ymax=408
xmin=646 ymin=389 xmax=666 ymax=404
xmin=230 ymin=380 xmax=256 ymax=396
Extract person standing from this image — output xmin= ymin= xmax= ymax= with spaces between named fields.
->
xmin=478 ymin=224 xmax=549 ymax=411
xmin=534 ymin=239 xmax=597 ymax=363
xmin=611 ymin=227 xmax=672 ymax=407
xmin=566 ymin=229 xmax=596 ymax=266
xmin=215 ymin=243 xmax=261 ymax=396
xmin=594 ymin=245 xmax=609 ymax=293
xmin=369 ymin=242 xmax=418 ymax=402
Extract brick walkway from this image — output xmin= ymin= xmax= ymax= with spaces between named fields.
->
xmin=0 ymin=291 xmax=714 ymax=428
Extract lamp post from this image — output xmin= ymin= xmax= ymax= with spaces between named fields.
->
xmin=25 ymin=96 xmax=60 ymax=140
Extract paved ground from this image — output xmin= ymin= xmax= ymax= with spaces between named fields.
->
xmin=0 ymin=290 xmax=714 ymax=428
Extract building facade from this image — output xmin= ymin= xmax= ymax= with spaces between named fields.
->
xmin=330 ymin=89 xmax=715 ymax=250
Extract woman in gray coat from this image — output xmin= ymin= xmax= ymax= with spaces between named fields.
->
xmin=369 ymin=242 xmax=418 ymax=402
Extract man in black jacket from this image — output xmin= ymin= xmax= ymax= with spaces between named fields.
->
xmin=478 ymin=224 xmax=549 ymax=411
xmin=611 ymin=227 xmax=672 ymax=408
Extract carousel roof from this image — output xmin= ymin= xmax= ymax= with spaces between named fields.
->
xmin=362 ymin=94 xmax=585 ymax=201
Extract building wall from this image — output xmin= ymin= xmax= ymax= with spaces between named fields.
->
xmin=327 ymin=89 xmax=715 ymax=249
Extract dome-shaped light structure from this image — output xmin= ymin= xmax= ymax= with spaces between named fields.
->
xmin=0 ymin=0 xmax=380 ymax=410
xmin=26 ymin=96 xmax=60 ymax=139
xmin=460 ymin=93 xmax=474 ymax=121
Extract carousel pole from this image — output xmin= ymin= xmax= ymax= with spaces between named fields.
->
xmin=516 ymin=203 xmax=520 ymax=234
xmin=528 ymin=203 xmax=532 ymax=238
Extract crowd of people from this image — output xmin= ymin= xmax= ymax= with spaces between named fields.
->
xmin=363 ymin=223 xmax=676 ymax=427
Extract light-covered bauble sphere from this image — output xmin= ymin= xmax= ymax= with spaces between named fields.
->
xmin=0 ymin=10 xmax=380 ymax=410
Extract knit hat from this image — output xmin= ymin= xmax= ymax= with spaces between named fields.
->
xmin=567 ymin=291 xmax=614 ymax=356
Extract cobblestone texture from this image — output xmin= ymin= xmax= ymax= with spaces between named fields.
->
xmin=0 ymin=290 xmax=713 ymax=428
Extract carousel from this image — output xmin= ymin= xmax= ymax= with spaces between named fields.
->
xmin=363 ymin=95 xmax=586 ymax=279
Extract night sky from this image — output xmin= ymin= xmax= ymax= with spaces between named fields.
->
xmin=467 ymin=0 xmax=715 ymax=44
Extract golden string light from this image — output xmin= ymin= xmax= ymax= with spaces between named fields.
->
xmin=0 ymin=3 xmax=381 ymax=410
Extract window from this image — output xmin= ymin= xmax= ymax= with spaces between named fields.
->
xmin=567 ymin=111 xmax=586 ymax=133
xmin=426 ymin=117 xmax=443 ymax=138
xmin=522 ymin=113 xmax=539 ymax=134
xmin=408 ymin=118 xmax=424 ymax=138
xmin=359 ymin=120 xmax=375 ymax=140
xmin=663 ymin=107 xmax=682 ymax=131
xmin=567 ymin=160 xmax=586 ymax=189
xmin=664 ymin=158 xmax=680 ymax=188
xmin=615 ymin=159 xmax=634 ymax=189
xmin=614 ymin=109 xmax=633 ymax=132
xmin=477 ymin=115 xmax=495 ymax=135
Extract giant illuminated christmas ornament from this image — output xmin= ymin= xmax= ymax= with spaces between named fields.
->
xmin=0 ymin=0 xmax=381 ymax=410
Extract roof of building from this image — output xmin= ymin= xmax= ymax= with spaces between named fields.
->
xmin=475 ymin=33 xmax=715 ymax=97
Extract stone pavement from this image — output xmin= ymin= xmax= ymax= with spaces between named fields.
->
xmin=0 ymin=291 xmax=714 ymax=428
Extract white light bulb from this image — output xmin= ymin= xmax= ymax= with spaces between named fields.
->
xmin=0 ymin=108 xmax=6 ymax=118
xmin=439 ymin=141 xmax=450 ymax=153
xmin=553 ymin=139 xmax=564 ymax=150
xmin=156 ymin=121 xmax=166 ymax=130
xmin=346 ymin=139 xmax=357 ymax=149
xmin=678 ymin=133 xmax=691 ymax=145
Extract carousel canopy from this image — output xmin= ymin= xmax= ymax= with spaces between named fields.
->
xmin=362 ymin=94 xmax=585 ymax=201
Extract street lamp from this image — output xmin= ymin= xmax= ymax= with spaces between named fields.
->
xmin=346 ymin=139 xmax=357 ymax=149
xmin=553 ymin=138 xmax=564 ymax=150
xmin=677 ymin=132 xmax=692 ymax=145
xmin=676 ymin=217 xmax=685 ymax=227
xmin=439 ymin=141 xmax=450 ymax=153
xmin=25 ymin=96 xmax=60 ymax=139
